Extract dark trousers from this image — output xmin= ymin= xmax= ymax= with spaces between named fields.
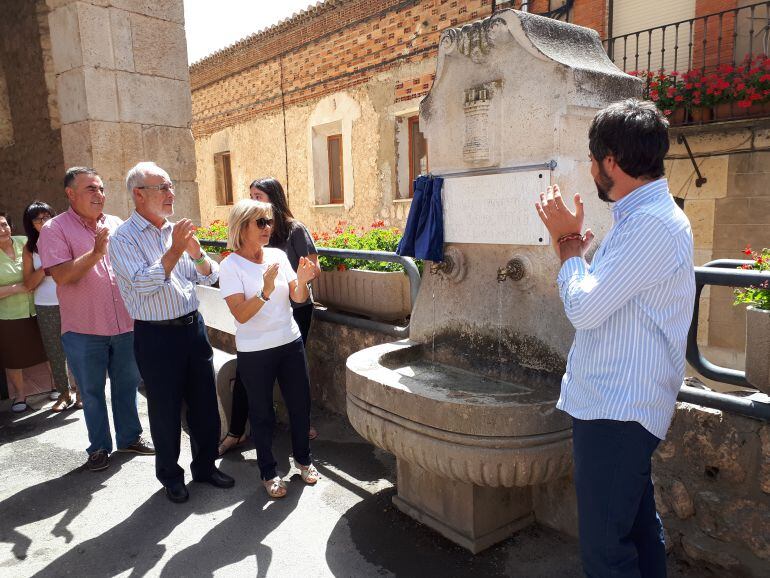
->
xmin=133 ymin=314 xmax=220 ymax=486
xmin=572 ymin=418 xmax=666 ymax=578
xmin=237 ymin=337 xmax=311 ymax=480
xmin=229 ymin=304 xmax=313 ymax=437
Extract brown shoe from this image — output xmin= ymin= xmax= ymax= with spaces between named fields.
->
xmin=87 ymin=449 xmax=110 ymax=472
xmin=51 ymin=394 xmax=73 ymax=413
xmin=117 ymin=436 xmax=155 ymax=455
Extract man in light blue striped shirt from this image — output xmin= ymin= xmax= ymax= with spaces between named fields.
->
xmin=536 ymin=100 xmax=694 ymax=577
xmin=110 ymin=162 xmax=234 ymax=504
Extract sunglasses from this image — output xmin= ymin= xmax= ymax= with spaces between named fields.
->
xmin=255 ymin=218 xmax=274 ymax=229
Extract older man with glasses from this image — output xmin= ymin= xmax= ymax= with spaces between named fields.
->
xmin=109 ymin=162 xmax=234 ymax=503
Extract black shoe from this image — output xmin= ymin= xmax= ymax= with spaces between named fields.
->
xmin=193 ymin=468 xmax=235 ymax=488
xmin=86 ymin=449 xmax=110 ymax=472
xmin=165 ymin=482 xmax=189 ymax=503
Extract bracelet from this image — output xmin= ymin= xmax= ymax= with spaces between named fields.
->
xmin=192 ymin=252 xmax=207 ymax=265
xmin=557 ymin=233 xmax=584 ymax=245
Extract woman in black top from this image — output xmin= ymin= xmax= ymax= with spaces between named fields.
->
xmin=219 ymin=178 xmax=321 ymax=455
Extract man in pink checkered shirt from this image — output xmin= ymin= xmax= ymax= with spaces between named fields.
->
xmin=38 ymin=167 xmax=154 ymax=472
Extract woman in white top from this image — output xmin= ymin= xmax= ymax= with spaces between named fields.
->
xmin=22 ymin=201 xmax=80 ymax=412
xmin=219 ymin=199 xmax=318 ymax=498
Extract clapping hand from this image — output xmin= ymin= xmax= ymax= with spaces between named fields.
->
xmin=262 ymin=263 xmax=279 ymax=298
xmin=171 ymin=219 xmax=195 ymax=255
xmin=93 ymin=227 xmax=110 ymax=256
xmin=296 ymin=256 xmax=315 ymax=286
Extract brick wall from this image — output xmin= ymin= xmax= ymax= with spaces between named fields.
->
xmin=692 ymin=0 xmax=739 ymax=70
xmin=571 ymin=0 xmax=607 ymax=38
xmin=191 ymin=0 xmax=494 ymax=137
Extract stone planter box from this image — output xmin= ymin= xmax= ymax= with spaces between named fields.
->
xmin=745 ymin=306 xmax=770 ymax=395
xmin=312 ymin=269 xmax=411 ymax=321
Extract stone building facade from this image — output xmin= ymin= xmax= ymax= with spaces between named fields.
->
xmin=0 ymin=0 xmax=198 ymax=224
xmin=190 ymin=0 xmax=609 ymax=235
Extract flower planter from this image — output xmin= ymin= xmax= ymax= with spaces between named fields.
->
xmin=312 ymin=269 xmax=411 ymax=321
xmin=715 ymin=101 xmax=770 ymax=121
xmin=668 ymin=108 xmax=687 ymax=126
xmin=745 ymin=306 xmax=770 ymax=395
xmin=689 ymin=106 xmax=713 ymax=123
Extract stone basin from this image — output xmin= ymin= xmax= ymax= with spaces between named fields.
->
xmin=346 ymin=339 xmax=573 ymax=552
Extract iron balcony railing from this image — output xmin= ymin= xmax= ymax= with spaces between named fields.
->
xmin=605 ymin=1 xmax=770 ymax=125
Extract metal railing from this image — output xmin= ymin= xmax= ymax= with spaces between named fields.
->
xmin=605 ymin=1 xmax=770 ymax=125
xmin=199 ymin=241 xmax=420 ymax=338
xmin=684 ymin=259 xmax=770 ymax=421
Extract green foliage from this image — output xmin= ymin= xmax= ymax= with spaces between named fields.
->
xmin=313 ymin=220 xmax=422 ymax=274
xmin=195 ymin=219 xmax=230 ymax=255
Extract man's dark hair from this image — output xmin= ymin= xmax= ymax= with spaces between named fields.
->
xmin=588 ymin=99 xmax=669 ymax=180
xmin=64 ymin=166 xmax=99 ymax=189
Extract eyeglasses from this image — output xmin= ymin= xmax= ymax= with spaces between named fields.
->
xmin=32 ymin=215 xmax=52 ymax=224
xmin=138 ymin=183 xmax=175 ymax=192
xmin=255 ymin=218 xmax=273 ymax=229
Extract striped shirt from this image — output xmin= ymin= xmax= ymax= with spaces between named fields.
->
xmin=108 ymin=211 xmax=218 ymax=321
xmin=556 ymin=178 xmax=695 ymax=440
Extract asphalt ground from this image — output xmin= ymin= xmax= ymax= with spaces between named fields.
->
xmin=0 ymin=390 xmax=706 ymax=577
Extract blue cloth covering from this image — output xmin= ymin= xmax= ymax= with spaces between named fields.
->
xmin=396 ymin=175 xmax=444 ymax=262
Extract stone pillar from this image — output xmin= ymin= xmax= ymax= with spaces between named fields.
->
xmin=46 ymin=0 xmax=199 ymax=221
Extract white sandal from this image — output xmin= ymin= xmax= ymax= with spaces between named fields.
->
xmin=263 ymin=476 xmax=287 ymax=498
xmin=294 ymin=459 xmax=319 ymax=485
xmin=11 ymin=400 xmax=28 ymax=413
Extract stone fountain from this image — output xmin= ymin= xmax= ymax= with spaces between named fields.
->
xmin=346 ymin=10 xmax=641 ymax=553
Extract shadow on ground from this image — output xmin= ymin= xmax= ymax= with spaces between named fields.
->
xmin=325 ymin=485 xmax=583 ymax=577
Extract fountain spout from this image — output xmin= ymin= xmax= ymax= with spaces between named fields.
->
xmin=497 ymin=258 xmax=527 ymax=283
xmin=430 ymin=257 xmax=454 ymax=276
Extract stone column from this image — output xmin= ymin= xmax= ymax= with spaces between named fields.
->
xmin=46 ymin=0 xmax=199 ymax=220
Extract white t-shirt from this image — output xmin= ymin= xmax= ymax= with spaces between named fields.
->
xmin=32 ymin=251 xmax=58 ymax=306
xmin=218 ymin=249 xmax=301 ymax=352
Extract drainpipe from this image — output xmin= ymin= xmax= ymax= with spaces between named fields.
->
xmin=279 ymin=56 xmax=290 ymax=200
xmin=607 ymin=0 xmax=614 ymax=59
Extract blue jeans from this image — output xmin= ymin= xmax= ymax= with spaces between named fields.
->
xmin=61 ymin=331 xmax=143 ymax=455
xmin=572 ymin=418 xmax=666 ymax=578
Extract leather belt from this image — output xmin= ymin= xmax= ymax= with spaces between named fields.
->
xmin=140 ymin=310 xmax=198 ymax=327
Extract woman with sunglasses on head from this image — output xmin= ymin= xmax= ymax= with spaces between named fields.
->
xmin=219 ymin=199 xmax=319 ymax=498
xmin=22 ymin=201 xmax=80 ymax=412
xmin=218 ymin=178 xmax=320 ymax=456
xmin=0 ymin=211 xmax=47 ymax=413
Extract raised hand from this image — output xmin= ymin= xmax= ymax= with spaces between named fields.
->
xmin=171 ymin=219 xmax=195 ymax=254
xmin=535 ymin=184 xmax=586 ymax=257
xmin=262 ymin=263 xmax=279 ymax=298
xmin=185 ymin=227 xmax=203 ymax=258
xmin=93 ymin=227 xmax=110 ymax=256
xmin=296 ymin=256 xmax=315 ymax=285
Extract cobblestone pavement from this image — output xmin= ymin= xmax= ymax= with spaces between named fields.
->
xmin=0 ymin=390 xmax=707 ymax=577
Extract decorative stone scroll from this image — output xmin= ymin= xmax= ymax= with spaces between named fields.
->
xmin=441 ymin=15 xmax=507 ymax=63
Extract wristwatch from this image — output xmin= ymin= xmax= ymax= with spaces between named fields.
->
xmin=260 ymin=290 xmax=270 ymax=301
